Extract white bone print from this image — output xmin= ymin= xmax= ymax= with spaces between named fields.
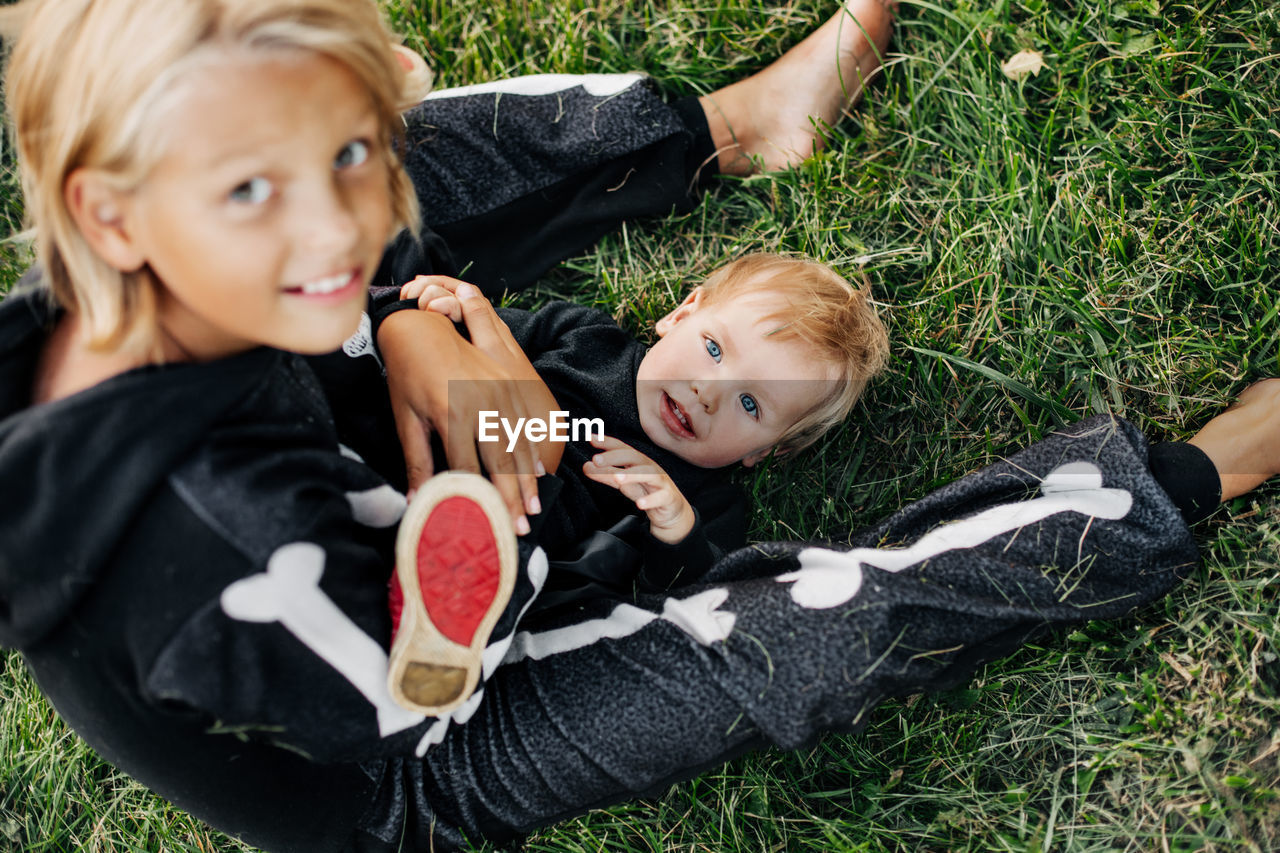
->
xmin=341 ymin=313 xmax=381 ymax=366
xmin=423 ymin=72 xmax=646 ymax=101
xmin=345 ymin=485 xmax=407 ymax=528
xmin=338 ymin=445 xmax=407 ymax=528
xmin=502 ymin=587 xmax=736 ymax=664
xmin=221 ymin=542 xmax=426 ymax=737
xmin=778 ymin=462 xmax=1133 ymax=609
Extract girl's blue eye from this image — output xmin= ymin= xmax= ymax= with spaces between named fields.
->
xmin=740 ymin=394 xmax=759 ymax=419
xmin=229 ymin=177 xmax=272 ymax=205
xmin=336 ymin=140 xmax=370 ymax=169
xmin=704 ymin=338 xmax=722 ymax=362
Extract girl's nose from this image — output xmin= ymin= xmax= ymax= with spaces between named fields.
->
xmin=299 ymin=182 xmax=360 ymax=254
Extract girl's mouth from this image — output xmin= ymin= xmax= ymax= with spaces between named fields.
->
xmin=660 ymin=391 xmax=695 ymax=439
xmin=283 ymin=268 xmax=363 ymax=300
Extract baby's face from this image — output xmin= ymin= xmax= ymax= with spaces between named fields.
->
xmin=111 ymin=49 xmax=393 ymax=359
xmin=635 ymin=290 xmax=839 ymax=468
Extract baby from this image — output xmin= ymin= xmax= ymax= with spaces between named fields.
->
xmin=402 ymin=251 xmax=890 ymax=593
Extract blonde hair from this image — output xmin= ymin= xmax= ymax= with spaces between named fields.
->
xmin=697 ymin=252 xmax=890 ymax=455
xmin=1 ymin=0 xmax=430 ymax=356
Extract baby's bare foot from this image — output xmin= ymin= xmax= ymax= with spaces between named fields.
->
xmin=699 ymin=0 xmax=896 ymax=175
xmin=1188 ymin=379 xmax=1280 ymax=502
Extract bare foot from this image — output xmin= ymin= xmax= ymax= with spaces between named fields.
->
xmin=1187 ymin=379 xmax=1280 ymax=502
xmin=392 ymin=44 xmax=434 ymax=110
xmin=698 ymin=0 xmax=896 ymax=175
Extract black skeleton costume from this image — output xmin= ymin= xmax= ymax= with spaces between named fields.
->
xmin=0 ymin=75 xmax=1221 ymax=853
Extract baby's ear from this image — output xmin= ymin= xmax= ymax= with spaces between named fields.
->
xmin=741 ymin=444 xmax=789 ymax=468
xmin=654 ymin=287 xmax=704 ymax=337
xmin=64 ymin=169 xmax=146 ymax=273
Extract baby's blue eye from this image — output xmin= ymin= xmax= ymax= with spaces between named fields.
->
xmin=229 ymin=177 xmax=272 ymax=205
xmin=336 ymin=140 xmax=371 ymax=169
xmin=740 ymin=394 xmax=759 ymax=419
xmin=704 ymin=338 xmax=722 ymax=362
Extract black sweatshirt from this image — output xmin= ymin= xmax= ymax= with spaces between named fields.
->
xmin=0 ymin=275 xmax=740 ymax=852
xmin=0 ymin=282 xmax=410 ymax=851
xmin=495 ymin=301 xmax=746 ymax=595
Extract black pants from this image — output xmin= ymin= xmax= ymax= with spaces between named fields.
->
xmin=400 ymin=75 xmax=717 ymax=295
xmin=348 ymin=75 xmax=1221 ymax=852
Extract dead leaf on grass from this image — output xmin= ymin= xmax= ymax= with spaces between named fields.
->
xmin=1001 ymin=49 xmax=1045 ymax=80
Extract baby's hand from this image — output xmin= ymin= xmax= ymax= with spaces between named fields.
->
xmin=400 ymin=275 xmax=466 ymax=322
xmin=582 ymin=436 xmax=695 ymax=544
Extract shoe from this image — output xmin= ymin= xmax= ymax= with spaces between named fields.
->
xmin=387 ymin=472 xmax=517 ymax=715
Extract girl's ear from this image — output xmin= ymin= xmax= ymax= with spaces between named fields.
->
xmin=64 ymin=169 xmax=147 ymax=273
xmin=654 ymin=287 xmax=704 ymax=338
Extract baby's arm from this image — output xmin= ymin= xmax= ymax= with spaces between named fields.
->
xmin=582 ymin=436 xmax=696 ymax=544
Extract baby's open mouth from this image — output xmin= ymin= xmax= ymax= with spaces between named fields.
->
xmin=662 ymin=391 xmax=695 ymax=438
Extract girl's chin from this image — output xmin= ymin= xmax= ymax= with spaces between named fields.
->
xmin=271 ymin=313 xmax=366 ymax=355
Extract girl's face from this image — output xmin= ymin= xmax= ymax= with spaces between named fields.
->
xmin=122 ymin=50 xmax=394 ymax=359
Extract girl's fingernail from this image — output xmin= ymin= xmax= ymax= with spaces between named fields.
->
xmin=405 ymin=488 xmax=416 ymax=503
xmin=516 ymin=515 xmax=531 ymax=536
xmin=535 ymin=460 xmax=547 ymax=477
xmin=527 ymin=496 xmax=542 ymax=515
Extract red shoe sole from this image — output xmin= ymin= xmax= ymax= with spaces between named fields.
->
xmin=387 ymin=472 xmax=516 ymax=716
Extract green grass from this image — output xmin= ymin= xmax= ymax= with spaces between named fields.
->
xmin=4 ymin=0 xmax=1280 ymax=850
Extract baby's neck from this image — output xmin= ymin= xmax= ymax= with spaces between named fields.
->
xmin=32 ymin=313 xmax=148 ymax=406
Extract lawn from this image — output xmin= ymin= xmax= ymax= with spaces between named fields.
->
xmin=2 ymin=0 xmax=1279 ymax=850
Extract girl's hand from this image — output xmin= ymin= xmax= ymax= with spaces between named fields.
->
xmin=378 ymin=300 xmax=550 ymax=536
xmin=450 ymin=282 xmax=567 ymax=469
xmin=381 ymin=276 xmax=565 ymax=532
xmin=582 ymin=436 xmax=696 ymax=544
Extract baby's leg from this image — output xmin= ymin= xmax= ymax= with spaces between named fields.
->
xmin=352 ymin=415 xmax=1204 ymax=851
